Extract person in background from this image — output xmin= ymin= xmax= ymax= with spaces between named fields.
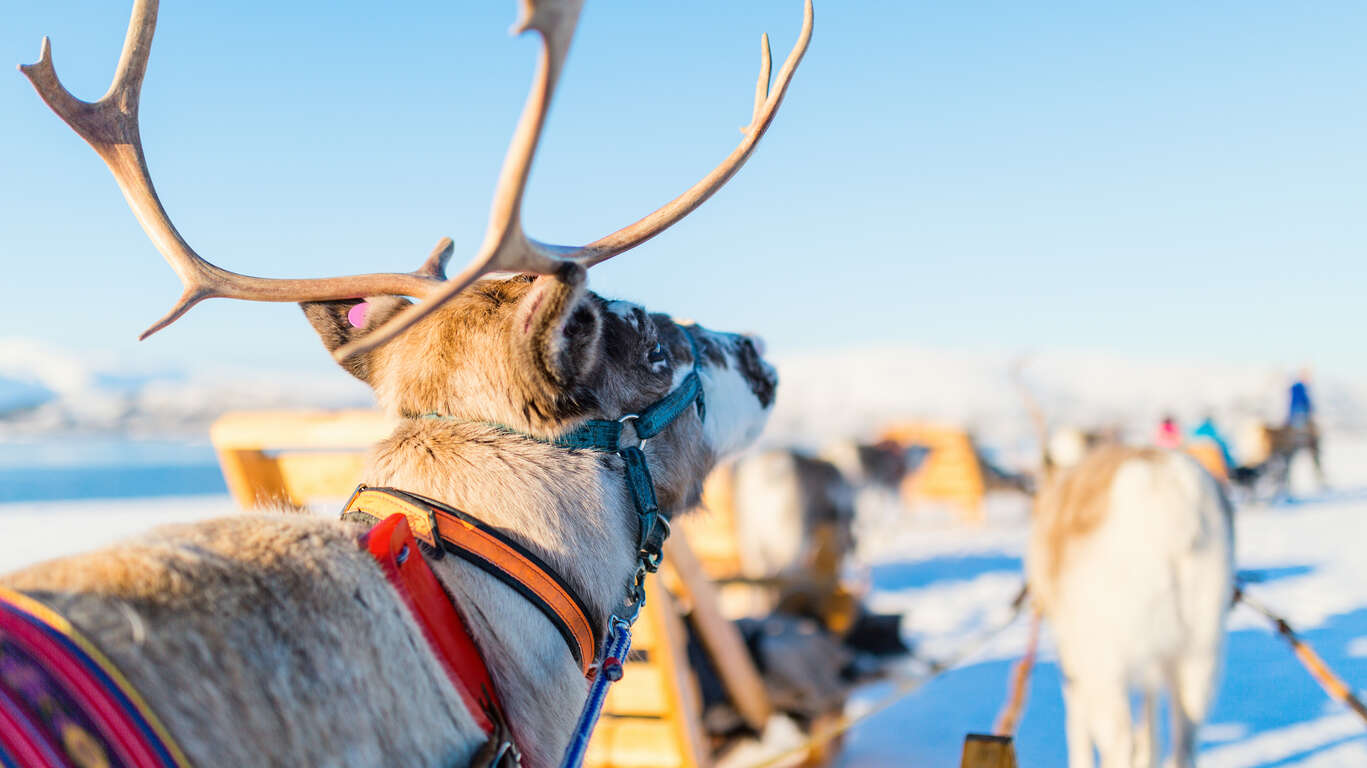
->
xmin=1155 ymin=414 xmax=1182 ymax=449
xmin=1191 ymin=414 xmax=1236 ymax=472
xmin=1288 ymin=369 xmax=1314 ymax=428
xmin=1285 ymin=368 xmax=1326 ymax=487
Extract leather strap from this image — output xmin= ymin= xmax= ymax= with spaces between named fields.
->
xmin=344 ymin=487 xmax=599 ymax=677
xmin=358 ymin=513 xmax=501 ymax=734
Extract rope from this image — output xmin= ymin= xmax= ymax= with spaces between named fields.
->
xmin=1235 ymin=586 xmax=1367 ymax=726
xmin=559 ymin=617 xmax=633 ymax=768
xmin=742 ymin=582 xmax=1029 ymax=768
xmin=993 ymin=610 xmax=1040 ymax=736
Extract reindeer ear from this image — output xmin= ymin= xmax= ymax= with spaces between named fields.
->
xmin=511 ymin=264 xmax=603 ymax=388
xmin=300 ymin=296 xmax=412 ymax=383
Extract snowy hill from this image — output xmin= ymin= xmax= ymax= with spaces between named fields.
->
xmin=764 ymin=344 xmax=1367 ymax=451
xmin=4 ymin=336 xmax=1363 ymax=447
xmin=0 ymin=337 xmax=371 ymax=439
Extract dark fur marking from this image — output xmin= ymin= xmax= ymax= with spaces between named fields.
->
xmin=732 ymin=336 xmax=776 ymax=408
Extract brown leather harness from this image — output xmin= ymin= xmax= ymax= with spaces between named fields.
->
xmin=344 ymin=486 xmax=601 ymax=766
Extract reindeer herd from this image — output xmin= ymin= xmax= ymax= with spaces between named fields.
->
xmin=2 ymin=1 xmax=1265 ymax=768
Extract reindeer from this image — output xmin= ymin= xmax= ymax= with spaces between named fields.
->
xmin=1012 ymin=365 xmax=1233 ymax=767
xmin=1026 ymin=445 xmax=1233 ymax=768
xmin=5 ymin=0 xmax=811 ymax=765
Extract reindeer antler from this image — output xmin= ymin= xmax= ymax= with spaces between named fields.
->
xmin=23 ymin=0 xmax=813 ymax=361
xmin=20 ymin=0 xmax=444 ymax=341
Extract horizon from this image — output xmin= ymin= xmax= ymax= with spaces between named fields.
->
xmin=3 ymin=1 xmax=1364 ymax=378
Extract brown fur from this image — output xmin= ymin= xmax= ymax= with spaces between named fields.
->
xmin=1030 ymin=445 xmax=1163 ymax=610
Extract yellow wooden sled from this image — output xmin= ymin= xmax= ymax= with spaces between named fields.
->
xmin=210 ymin=409 xmax=779 ymax=768
xmin=880 ymin=423 xmax=986 ymax=524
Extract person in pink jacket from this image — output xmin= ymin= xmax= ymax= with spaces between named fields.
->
xmin=1155 ymin=414 xmax=1182 ymax=449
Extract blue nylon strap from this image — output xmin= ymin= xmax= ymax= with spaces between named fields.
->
xmin=635 ymin=371 xmax=702 ymax=439
xmin=619 ymin=445 xmax=667 ymax=573
xmin=554 ymin=371 xmax=702 ymax=452
xmin=559 ymin=617 xmax=633 ymax=768
xmin=552 ymin=419 xmax=622 ymax=452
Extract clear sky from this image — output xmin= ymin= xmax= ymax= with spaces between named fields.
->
xmin=2 ymin=1 xmax=1364 ymax=378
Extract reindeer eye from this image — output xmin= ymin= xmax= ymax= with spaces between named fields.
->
xmin=647 ymin=342 xmax=668 ymax=366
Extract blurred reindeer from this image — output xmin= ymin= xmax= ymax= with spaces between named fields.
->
xmin=1017 ymin=365 xmax=1234 ymax=768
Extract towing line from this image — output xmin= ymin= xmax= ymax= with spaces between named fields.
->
xmin=1235 ymin=585 xmax=1367 ymax=726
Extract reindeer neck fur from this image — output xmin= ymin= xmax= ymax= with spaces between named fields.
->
xmin=361 ymin=417 xmax=637 ymax=764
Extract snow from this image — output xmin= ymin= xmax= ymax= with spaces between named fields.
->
xmin=0 ymin=495 xmax=238 ymax=572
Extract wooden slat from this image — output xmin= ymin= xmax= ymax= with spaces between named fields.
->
xmin=210 ymin=410 xmax=390 ymax=450
xmin=600 ymin=663 xmax=670 ymax=717
xmin=648 ymin=579 xmax=709 ymax=768
xmin=585 ymin=719 xmax=685 ymax=768
xmin=276 ymin=453 xmax=367 ymax=504
xmin=215 ymin=448 xmax=290 ymax=509
xmin=664 ymin=534 xmax=772 ymax=731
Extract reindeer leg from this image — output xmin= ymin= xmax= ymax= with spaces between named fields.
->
xmin=1063 ymin=677 xmax=1096 ymax=768
xmin=1170 ymin=652 xmax=1218 ymax=768
xmin=1134 ymin=689 xmax=1156 ymax=768
xmin=1085 ymin=680 xmax=1134 ymax=768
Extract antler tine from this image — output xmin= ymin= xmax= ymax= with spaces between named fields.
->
xmin=749 ymin=34 xmax=773 ymax=133
xmin=332 ymin=0 xmax=586 ymax=361
xmin=22 ymin=0 xmax=442 ymax=341
xmin=569 ymin=0 xmax=813 ymax=267
xmin=415 ymin=237 xmax=456 ymax=281
xmin=334 ymin=0 xmax=812 ymax=361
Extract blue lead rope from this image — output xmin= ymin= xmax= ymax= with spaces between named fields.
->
xmin=559 ymin=616 xmax=633 ymax=768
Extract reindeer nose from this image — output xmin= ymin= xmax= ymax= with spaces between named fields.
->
xmin=743 ymin=333 xmax=767 ymax=357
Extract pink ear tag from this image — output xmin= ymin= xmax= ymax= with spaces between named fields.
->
xmin=347 ymin=301 xmax=370 ymax=328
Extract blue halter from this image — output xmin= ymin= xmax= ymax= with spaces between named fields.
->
xmin=553 ymin=327 xmax=705 ymax=768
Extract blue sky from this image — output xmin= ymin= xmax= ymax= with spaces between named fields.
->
xmin=2 ymin=1 xmax=1365 ymax=377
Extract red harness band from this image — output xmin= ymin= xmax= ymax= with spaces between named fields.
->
xmin=358 ymin=514 xmax=504 ymax=736
xmin=344 ymin=487 xmax=599 ymax=677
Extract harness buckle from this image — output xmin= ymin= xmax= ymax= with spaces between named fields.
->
xmin=418 ymin=503 xmax=446 ymax=560
xmin=616 ymin=413 xmax=647 ymax=450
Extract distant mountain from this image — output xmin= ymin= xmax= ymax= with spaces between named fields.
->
xmin=3 ymin=337 xmax=1362 ymax=450
xmin=0 ymin=337 xmax=371 ymax=439
xmin=762 ymin=345 xmax=1367 ymax=452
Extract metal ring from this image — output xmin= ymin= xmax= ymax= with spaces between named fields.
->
xmin=617 ymin=413 xmax=646 ymax=450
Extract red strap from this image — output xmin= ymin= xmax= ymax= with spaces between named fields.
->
xmin=360 ymin=514 xmax=502 ymax=735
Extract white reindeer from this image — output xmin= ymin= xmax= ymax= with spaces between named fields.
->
xmin=1026 ymin=445 xmax=1234 ymax=768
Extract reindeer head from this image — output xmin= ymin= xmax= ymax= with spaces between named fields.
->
xmin=300 ymin=268 xmax=777 ymax=469
xmin=23 ymin=0 xmax=807 ymax=481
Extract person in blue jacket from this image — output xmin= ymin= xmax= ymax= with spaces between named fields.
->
xmin=1191 ymin=415 xmax=1236 ymax=473
xmin=1288 ymin=371 xmax=1314 ymax=428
